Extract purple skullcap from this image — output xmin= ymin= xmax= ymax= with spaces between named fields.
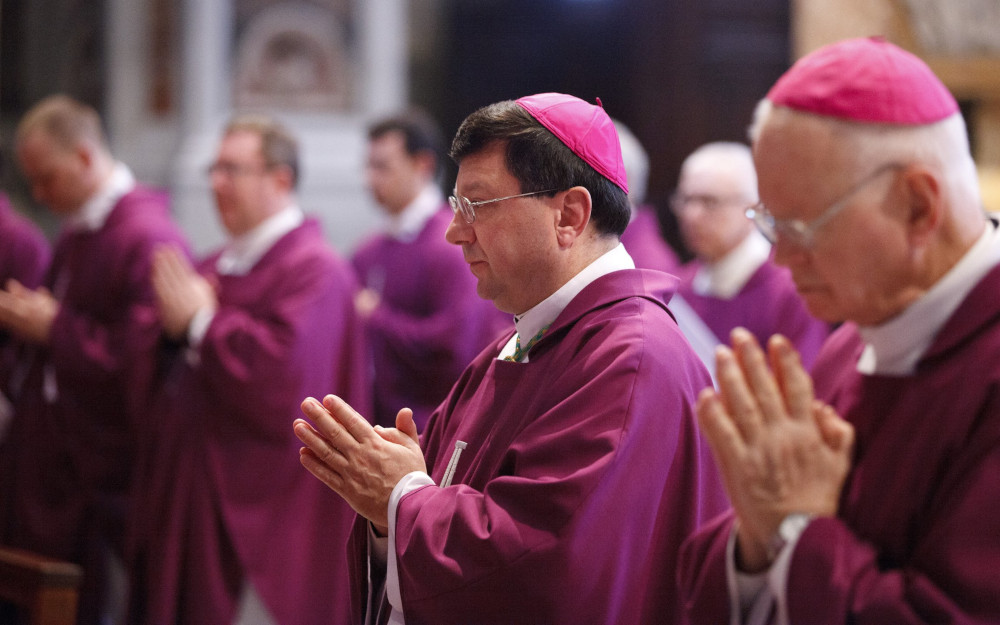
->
xmin=767 ymin=37 xmax=959 ymax=125
xmin=515 ymin=93 xmax=629 ymax=193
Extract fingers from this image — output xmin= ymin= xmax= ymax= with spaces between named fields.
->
xmin=730 ymin=328 xmax=786 ymax=425
xmin=394 ymin=408 xmax=420 ymax=446
xmin=769 ymin=334 xmax=814 ymax=420
xmin=695 ymin=388 xmax=747 ymax=487
xmin=813 ymin=401 xmax=855 ymax=455
xmin=714 ymin=343 xmax=763 ymax=442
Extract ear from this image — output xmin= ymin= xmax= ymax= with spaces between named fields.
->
xmin=899 ymin=166 xmax=942 ymax=246
xmin=413 ymin=151 xmax=437 ymax=178
xmin=269 ymin=164 xmax=296 ymax=192
xmin=554 ymin=186 xmax=592 ymax=248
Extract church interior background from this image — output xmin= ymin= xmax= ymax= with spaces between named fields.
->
xmin=0 ymin=0 xmax=998 ymax=258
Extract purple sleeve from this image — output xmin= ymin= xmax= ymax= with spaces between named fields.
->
xmin=679 ymin=512 xmax=739 ymax=625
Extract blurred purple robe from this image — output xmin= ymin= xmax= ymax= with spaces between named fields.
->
xmin=0 ymin=194 xmax=50 ymax=382
xmin=677 ymin=259 xmax=830 ymax=369
xmin=350 ymin=269 xmax=728 ymax=624
xmin=679 ymin=263 xmax=1000 ymax=623
xmin=352 ymin=208 xmax=507 ymax=430
xmin=0 ymin=193 xmax=49 ymax=290
xmin=0 ymin=187 xmax=188 ymax=618
xmin=620 ymin=206 xmax=680 ymax=274
xmin=127 ymin=218 xmax=367 ymax=625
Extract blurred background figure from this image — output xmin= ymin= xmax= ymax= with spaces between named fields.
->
xmin=126 ymin=114 xmax=365 ymax=625
xmin=614 ymin=119 xmax=681 ymax=274
xmin=0 ymin=147 xmax=50 ymax=441
xmin=0 ymin=94 xmax=189 ymax=624
xmin=352 ymin=110 xmax=506 ymax=431
xmin=672 ymin=141 xmax=829 ymax=368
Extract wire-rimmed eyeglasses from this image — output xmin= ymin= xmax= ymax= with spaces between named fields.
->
xmin=449 ymin=189 xmax=559 ymax=224
xmin=746 ymin=163 xmax=905 ymax=248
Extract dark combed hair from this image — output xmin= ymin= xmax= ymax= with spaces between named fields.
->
xmin=368 ymin=108 xmax=445 ymax=178
xmin=449 ymin=100 xmax=630 ymax=237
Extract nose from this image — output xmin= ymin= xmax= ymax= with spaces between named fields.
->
xmin=771 ymin=236 xmax=809 ymax=269
xmin=445 ymin=210 xmax=474 ymax=246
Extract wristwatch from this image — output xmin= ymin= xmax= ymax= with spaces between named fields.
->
xmin=766 ymin=513 xmax=813 ymax=563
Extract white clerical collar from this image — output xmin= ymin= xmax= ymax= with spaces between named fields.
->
xmin=504 ymin=243 xmax=635 ymax=360
xmin=857 ymin=220 xmax=1000 ymax=375
xmin=692 ymin=229 xmax=771 ymax=298
xmin=216 ymin=205 xmax=304 ymax=275
xmin=65 ymin=162 xmax=136 ymax=232
xmin=386 ymin=184 xmax=443 ymax=242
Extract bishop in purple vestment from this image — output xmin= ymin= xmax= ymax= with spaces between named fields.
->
xmin=673 ymin=141 xmax=829 ymax=368
xmin=127 ymin=116 xmax=366 ymax=625
xmin=678 ymin=38 xmax=1000 ymax=624
xmin=296 ymin=93 xmax=727 ymax=625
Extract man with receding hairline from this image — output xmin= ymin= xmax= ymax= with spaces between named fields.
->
xmin=126 ymin=114 xmax=366 ymax=625
xmin=0 ymin=93 xmax=189 ymax=623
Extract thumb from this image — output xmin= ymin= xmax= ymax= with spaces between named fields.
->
xmin=813 ymin=401 xmax=855 ymax=453
xmin=395 ymin=407 xmax=420 ymax=445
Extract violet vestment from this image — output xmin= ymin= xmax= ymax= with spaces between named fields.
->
xmin=350 ymin=268 xmax=728 ymax=625
xmin=679 ymin=262 xmax=1000 ymax=624
xmin=676 ymin=259 xmax=829 ymax=369
xmin=0 ymin=187 xmax=187 ymax=620
xmin=127 ymin=218 xmax=368 ymax=625
xmin=352 ymin=208 xmax=507 ymax=430
xmin=620 ymin=206 xmax=680 ymax=274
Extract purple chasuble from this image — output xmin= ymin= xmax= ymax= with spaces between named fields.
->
xmin=677 ymin=259 xmax=830 ymax=369
xmin=0 ymin=187 xmax=188 ymax=620
xmin=679 ymin=262 xmax=1000 ymax=624
xmin=349 ymin=268 xmax=729 ymax=625
xmin=620 ymin=206 xmax=680 ymax=274
xmin=0 ymin=194 xmax=50 ymax=383
xmin=127 ymin=218 xmax=367 ymax=625
xmin=352 ymin=207 xmax=508 ymax=430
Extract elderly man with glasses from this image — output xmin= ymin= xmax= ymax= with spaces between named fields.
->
xmin=295 ymin=92 xmax=728 ymax=625
xmin=679 ymin=37 xmax=1000 ymax=625
xmin=672 ymin=141 xmax=830 ymax=369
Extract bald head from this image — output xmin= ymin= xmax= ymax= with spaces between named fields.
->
xmin=673 ymin=142 xmax=759 ymax=263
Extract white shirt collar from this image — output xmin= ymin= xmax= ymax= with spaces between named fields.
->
xmin=857 ymin=220 xmax=1000 ymax=375
xmin=692 ymin=229 xmax=771 ymax=298
xmin=386 ymin=184 xmax=443 ymax=242
xmin=502 ymin=243 xmax=635 ymax=360
xmin=216 ymin=205 xmax=305 ymax=275
xmin=65 ymin=162 xmax=136 ymax=232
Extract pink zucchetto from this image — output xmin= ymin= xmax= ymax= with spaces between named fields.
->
xmin=516 ymin=93 xmax=629 ymax=194
xmin=766 ymin=37 xmax=959 ymax=125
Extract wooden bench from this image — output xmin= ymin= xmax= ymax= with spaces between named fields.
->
xmin=0 ymin=546 xmax=83 ymax=625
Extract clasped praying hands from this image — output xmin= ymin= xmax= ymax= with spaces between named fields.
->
xmin=0 ymin=279 xmax=59 ymax=344
xmin=294 ymin=395 xmax=426 ymax=534
xmin=696 ymin=328 xmax=855 ymax=572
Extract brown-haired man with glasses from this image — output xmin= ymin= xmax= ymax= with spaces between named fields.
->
xmin=294 ymin=92 xmax=728 ymax=625
xmin=126 ymin=114 xmax=367 ymax=625
xmin=672 ymin=141 xmax=829 ymax=369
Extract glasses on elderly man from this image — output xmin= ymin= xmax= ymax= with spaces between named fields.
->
xmin=746 ymin=162 xmax=904 ymax=248
xmin=449 ymin=189 xmax=559 ymax=224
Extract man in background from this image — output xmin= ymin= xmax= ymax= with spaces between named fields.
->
xmin=0 ymin=94 xmax=189 ymax=623
xmin=673 ymin=141 xmax=829 ymax=369
xmin=127 ymin=115 xmax=365 ymax=625
xmin=353 ymin=110 xmax=505 ymax=430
